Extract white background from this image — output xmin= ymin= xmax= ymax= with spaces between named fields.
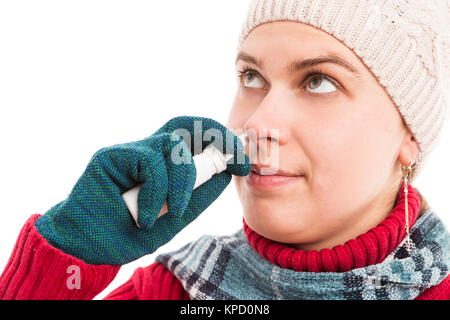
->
xmin=0 ymin=1 xmax=448 ymax=300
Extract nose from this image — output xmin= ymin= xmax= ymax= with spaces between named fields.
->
xmin=243 ymin=88 xmax=291 ymax=146
xmin=243 ymin=90 xmax=291 ymax=170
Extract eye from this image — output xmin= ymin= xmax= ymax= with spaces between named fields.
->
xmin=237 ymin=67 xmax=266 ymax=89
xmin=305 ymin=73 xmax=338 ymax=95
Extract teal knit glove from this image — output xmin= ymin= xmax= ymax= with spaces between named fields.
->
xmin=35 ymin=116 xmax=250 ymax=265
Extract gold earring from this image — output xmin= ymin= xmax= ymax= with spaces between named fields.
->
xmin=401 ymin=153 xmax=421 ymax=253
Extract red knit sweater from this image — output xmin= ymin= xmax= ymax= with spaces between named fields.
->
xmin=0 ymin=185 xmax=448 ymax=300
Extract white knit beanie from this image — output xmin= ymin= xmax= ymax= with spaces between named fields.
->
xmin=237 ymin=0 xmax=450 ymax=177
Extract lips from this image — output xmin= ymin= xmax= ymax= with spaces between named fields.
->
xmin=250 ymin=164 xmax=302 ymax=177
xmin=247 ymin=164 xmax=305 ymax=190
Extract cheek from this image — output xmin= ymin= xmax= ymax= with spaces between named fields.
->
xmin=300 ymin=115 xmax=358 ymax=182
xmin=298 ymin=100 xmax=399 ymax=204
xmin=352 ymin=95 xmax=403 ymax=173
xmin=355 ymin=82 xmax=404 ymax=154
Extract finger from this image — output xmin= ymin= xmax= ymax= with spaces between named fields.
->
xmin=136 ymin=154 xmax=169 ymax=229
xmin=138 ymin=169 xmax=231 ymax=251
xmin=89 ymin=146 xmax=151 ymax=195
xmin=160 ymin=132 xmax=197 ymax=217
xmin=158 ymin=116 xmax=251 ymax=175
xmin=225 ymin=134 xmax=251 ymax=177
xmin=183 ymin=170 xmax=231 ymax=221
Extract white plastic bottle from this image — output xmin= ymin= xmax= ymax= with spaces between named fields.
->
xmin=122 ymin=134 xmax=247 ymax=227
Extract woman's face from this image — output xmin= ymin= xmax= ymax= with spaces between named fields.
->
xmin=227 ymin=21 xmax=417 ymax=250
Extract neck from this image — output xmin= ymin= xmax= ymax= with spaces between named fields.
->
xmin=243 ymin=182 xmax=421 ymax=272
xmin=291 ymin=182 xmax=400 ymax=251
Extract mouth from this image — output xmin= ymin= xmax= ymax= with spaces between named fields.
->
xmin=246 ymin=164 xmax=305 ymax=190
xmin=250 ymin=164 xmax=301 ymax=176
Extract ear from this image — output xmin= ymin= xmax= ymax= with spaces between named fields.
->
xmin=397 ymin=130 xmax=421 ymax=167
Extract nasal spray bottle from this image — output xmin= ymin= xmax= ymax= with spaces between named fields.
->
xmin=122 ymin=133 xmax=247 ymax=227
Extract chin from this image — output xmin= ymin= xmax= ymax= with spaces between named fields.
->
xmin=243 ymin=208 xmax=310 ymax=244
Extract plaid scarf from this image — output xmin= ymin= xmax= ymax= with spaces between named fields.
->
xmin=156 ymin=209 xmax=450 ymax=300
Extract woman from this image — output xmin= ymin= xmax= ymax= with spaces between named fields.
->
xmin=1 ymin=0 xmax=449 ymax=300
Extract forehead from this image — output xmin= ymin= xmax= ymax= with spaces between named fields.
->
xmin=240 ymin=21 xmax=361 ymax=67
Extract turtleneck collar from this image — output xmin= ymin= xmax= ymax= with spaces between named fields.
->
xmin=243 ymin=182 xmax=421 ymax=273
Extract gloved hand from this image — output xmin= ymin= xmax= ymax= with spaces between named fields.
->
xmin=35 ymin=116 xmax=250 ymax=265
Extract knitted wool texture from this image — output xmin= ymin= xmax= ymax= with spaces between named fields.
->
xmin=237 ymin=0 xmax=450 ymax=176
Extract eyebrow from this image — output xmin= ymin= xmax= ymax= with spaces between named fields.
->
xmin=235 ymin=51 xmax=362 ymax=78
